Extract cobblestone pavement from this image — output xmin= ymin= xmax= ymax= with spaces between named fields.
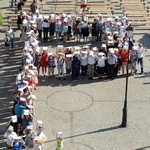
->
xmin=0 ymin=0 xmax=150 ymax=150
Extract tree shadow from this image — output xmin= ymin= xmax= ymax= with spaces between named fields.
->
xmin=135 ymin=146 xmax=150 ymax=150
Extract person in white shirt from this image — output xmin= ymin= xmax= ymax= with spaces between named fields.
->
xmin=80 ymin=51 xmax=88 ymax=78
xmin=88 ymin=51 xmax=96 ymax=80
xmin=4 ymin=125 xmax=17 ymax=149
xmin=137 ymin=43 xmax=146 ymax=74
xmin=97 ymin=52 xmax=106 ymax=79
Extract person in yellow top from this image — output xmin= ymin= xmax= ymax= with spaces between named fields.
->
xmin=56 ymin=132 xmax=63 ymax=150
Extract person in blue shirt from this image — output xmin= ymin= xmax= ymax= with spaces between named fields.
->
xmin=12 ymin=136 xmax=24 ymax=150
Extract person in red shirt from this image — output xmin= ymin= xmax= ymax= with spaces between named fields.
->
xmin=120 ymin=46 xmax=129 ymax=75
xmin=41 ymin=47 xmax=48 ymax=76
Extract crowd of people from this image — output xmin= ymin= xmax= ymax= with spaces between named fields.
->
xmin=3 ymin=0 xmax=147 ymax=149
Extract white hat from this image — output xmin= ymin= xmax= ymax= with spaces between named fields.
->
xmin=20 ymin=97 xmax=26 ymax=102
xmin=89 ymin=51 xmax=94 ymax=56
xmin=108 ymin=36 xmax=113 ymax=40
xmin=57 ymin=45 xmax=64 ymax=50
xmin=116 ymin=22 xmax=122 ymax=26
xmin=99 ymin=52 xmax=104 ymax=56
xmin=32 ymin=24 xmax=37 ymax=28
xmin=113 ymin=31 xmax=119 ymax=35
xmin=82 ymin=46 xmax=89 ymax=49
xmin=56 ymin=16 xmax=60 ymax=20
xmin=67 ymin=15 xmax=71 ymax=18
xmin=44 ymin=15 xmax=49 ymax=19
xmin=30 ymin=20 xmax=36 ymax=24
xmin=26 ymin=59 xmax=30 ymax=63
xmin=81 ymin=51 xmax=88 ymax=54
xmin=101 ymin=44 xmax=106 ymax=48
xmin=108 ymin=41 xmax=114 ymax=44
xmin=26 ymin=74 xmax=32 ymax=78
xmin=109 ymin=48 xmax=114 ymax=52
xmin=51 ymin=13 xmax=55 ymax=18
xmin=42 ymin=47 xmax=48 ymax=51
xmin=74 ymin=46 xmax=81 ymax=51
xmin=92 ymin=47 xmax=98 ymax=51
xmin=11 ymin=115 xmax=18 ymax=123
xmin=27 ymin=125 xmax=33 ymax=130
xmin=74 ymin=51 xmax=80 ymax=55
xmin=115 ymin=16 xmax=119 ymax=19
xmin=64 ymin=18 xmax=68 ymax=22
xmin=37 ymin=120 xmax=43 ymax=127
xmin=8 ymin=125 xmax=13 ymax=131
xmin=66 ymin=54 xmax=73 ymax=58
xmin=63 ymin=13 xmax=67 ymax=17
xmin=107 ymin=18 xmax=114 ymax=22
xmin=14 ymin=136 xmax=21 ymax=140
xmin=23 ymin=80 xmax=29 ymax=85
xmin=57 ymin=132 xmax=63 ymax=138
xmin=66 ymin=46 xmax=73 ymax=49
xmin=110 ymin=49 xmax=114 ymax=53
xmin=23 ymin=109 xmax=30 ymax=115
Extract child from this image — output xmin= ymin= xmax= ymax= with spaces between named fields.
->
xmin=4 ymin=33 xmax=10 ymax=54
xmin=56 ymin=132 xmax=63 ymax=150
xmin=48 ymin=53 xmax=55 ymax=77
xmin=65 ymin=54 xmax=73 ymax=79
xmin=41 ymin=47 xmax=48 ymax=76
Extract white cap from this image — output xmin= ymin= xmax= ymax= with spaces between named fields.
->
xmin=116 ymin=22 xmax=122 ymax=26
xmin=20 ymin=97 xmax=26 ymax=102
xmin=30 ymin=20 xmax=36 ymax=24
xmin=123 ymin=46 xmax=128 ymax=50
xmin=57 ymin=45 xmax=64 ymax=50
xmin=66 ymin=46 xmax=73 ymax=49
xmin=44 ymin=15 xmax=49 ymax=19
xmin=109 ymin=48 xmax=114 ymax=52
xmin=108 ymin=36 xmax=113 ymax=40
xmin=99 ymin=52 xmax=105 ymax=56
xmin=36 ymin=9 xmax=39 ymax=13
xmin=31 ymin=94 xmax=36 ymax=99
xmin=113 ymin=31 xmax=119 ymax=35
xmin=11 ymin=115 xmax=18 ymax=123
xmin=51 ymin=13 xmax=55 ymax=18
xmin=64 ymin=18 xmax=68 ymax=22
xmin=74 ymin=51 xmax=80 ymax=55
xmin=110 ymin=49 xmax=114 ymax=53
xmin=37 ymin=120 xmax=43 ymax=127
xmin=23 ymin=109 xmax=30 ymax=115
xmin=8 ymin=125 xmax=13 ymax=131
xmin=74 ymin=46 xmax=81 ymax=51
xmin=92 ymin=47 xmax=98 ymax=51
xmin=89 ymin=51 xmax=94 ymax=56
xmin=14 ymin=136 xmax=21 ymax=140
xmin=42 ymin=47 xmax=48 ymax=51
xmin=63 ymin=13 xmax=67 ymax=17
xmin=115 ymin=16 xmax=119 ymax=19
xmin=32 ymin=24 xmax=37 ymax=28
xmin=57 ymin=132 xmax=63 ymax=138
xmin=107 ymin=18 xmax=114 ymax=22
xmin=81 ymin=51 xmax=88 ymax=54
xmin=27 ymin=125 xmax=33 ymax=130
xmin=66 ymin=54 xmax=73 ymax=58
xmin=101 ymin=44 xmax=106 ymax=48
xmin=36 ymin=46 xmax=40 ymax=53
xmin=67 ymin=15 xmax=71 ymax=18
xmin=108 ymin=41 xmax=114 ymax=44
xmin=39 ymin=15 xmax=43 ymax=19
xmin=22 ymin=11 xmax=26 ymax=17
xmin=56 ymin=16 xmax=60 ymax=20
xmin=82 ymin=46 xmax=89 ymax=49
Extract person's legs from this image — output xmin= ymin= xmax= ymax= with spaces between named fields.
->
xmin=11 ymin=38 xmax=14 ymax=49
xmin=138 ymin=58 xmax=143 ymax=73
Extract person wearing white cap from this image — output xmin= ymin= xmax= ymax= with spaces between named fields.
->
xmin=75 ymin=17 xmax=82 ymax=42
xmin=97 ymin=14 xmax=105 ymax=42
xmin=55 ymin=16 xmax=62 ymax=42
xmin=91 ymin=18 xmax=98 ymax=43
xmin=62 ymin=19 xmax=68 ymax=43
xmin=25 ymin=125 xmax=35 ymax=150
xmin=72 ymin=54 xmax=81 ymax=80
xmin=43 ymin=16 xmax=49 ymax=42
xmin=65 ymin=54 xmax=73 ymax=79
xmin=34 ymin=47 xmax=41 ymax=76
xmin=49 ymin=17 xmax=55 ymax=41
xmin=56 ymin=132 xmax=63 ymax=150
xmin=88 ymin=50 xmax=96 ymax=80
xmin=97 ymin=52 xmax=106 ymax=79
xmin=4 ymin=125 xmax=17 ymax=149
xmin=12 ymin=135 xmax=24 ymax=149
xmin=107 ymin=49 xmax=117 ymax=79
xmin=56 ymin=53 xmax=66 ymax=80
xmin=37 ymin=15 xmax=43 ymax=41
xmin=82 ymin=19 xmax=89 ymax=42
xmin=80 ymin=51 xmax=88 ymax=78
xmin=41 ymin=47 xmax=48 ymax=76
xmin=48 ymin=53 xmax=56 ymax=77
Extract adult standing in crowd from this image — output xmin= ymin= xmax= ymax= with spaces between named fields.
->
xmin=30 ymin=0 xmax=38 ymax=14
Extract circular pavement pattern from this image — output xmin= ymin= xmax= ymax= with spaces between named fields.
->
xmin=45 ymin=91 xmax=93 ymax=112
